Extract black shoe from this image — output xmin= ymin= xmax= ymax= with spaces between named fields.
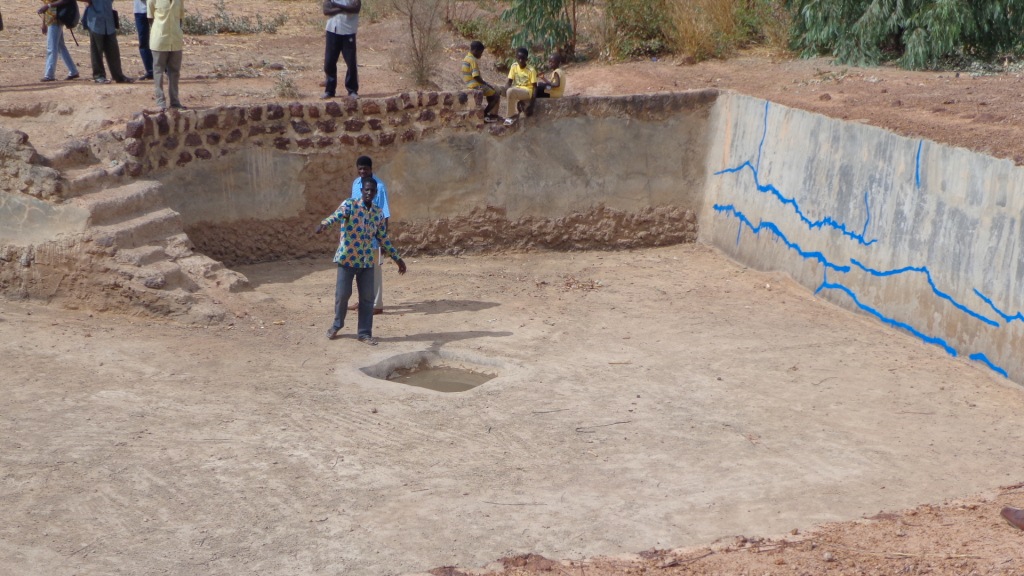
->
xmin=65 ymin=73 xmax=80 ymax=81
xmin=138 ymin=73 xmax=153 ymax=81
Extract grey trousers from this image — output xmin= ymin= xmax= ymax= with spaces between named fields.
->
xmin=153 ymin=50 xmax=182 ymax=108
xmin=372 ymin=248 xmax=383 ymax=308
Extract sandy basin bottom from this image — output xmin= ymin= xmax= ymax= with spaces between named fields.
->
xmin=2 ymin=244 xmax=1022 ymax=576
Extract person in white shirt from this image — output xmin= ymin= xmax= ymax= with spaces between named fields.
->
xmin=322 ymin=0 xmax=360 ymax=99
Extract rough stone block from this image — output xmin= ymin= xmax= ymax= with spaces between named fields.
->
xmin=400 ymin=129 xmax=417 ymax=142
xmin=361 ymin=100 xmax=382 ymax=115
xmin=316 ymin=137 xmax=334 ymax=148
xmin=339 ymin=134 xmax=355 ymax=146
xmin=195 ymin=148 xmax=212 ymax=160
xmin=274 ymin=137 xmax=291 ymax=150
xmin=185 ymin=132 xmax=202 ymax=147
xmin=247 ymin=106 xmax=263 ymax=121
xmin=202 ymin=112 xmax=219 ymax=129
xmin=266 ymin=104 xmax=285 ymax=120
xmin=425 ymin=92 xmax=439 ymax=107
xmin=296 ymin=138 xmax=313 ymax=149
xmin=384 ymin=98 xmax=399 ymax=113
xmin=206 ymin=132 xmax=221 ymax=145
xmin=417 ymin=109 xmax=436 ymax=122
xmin=249 ymin=125 xmax=266 ymax=137
xmin=291 ymin=120 xmax=312 ymax=134
xmin=226 ymin=128 xmax=243 ymax=143
xmin=379 ymin=132 xmax=396 ymax=146
xmin=316 ymin=119 xmax=337 ymax=133
xmin=288 ymin=103 xmax=304 ymax=118
xmin=367 ymin=118 xmax=383 ymax=131
xmin=164 ymin=136 xmax=179 ymax=150
xmin=356 ymin=134 xmax=373 ymax=146
xmin=125 ymin=161 xmax=143 ymax=177
xmin=177 ymin=151 xmax=193 ymax=166
xmin=267 ymin=123 xmax=287 ymax=134
xmin=307 ymin=105 xmax=321 ymax=119
xmin=389 ymin=114 xmax=410 ymax=127
xmin=443 ymin=93 xmax=454 ymax=107
xmin=126 ymin=120 xmax=144 ymax=139
xmin=400 ymin=92 xmax=416 ymax=109
xmin=125 ymin=138 xmax=145 ymax=157
xmin=156 ymin=114 xmax=170 ymax=136
xmin=325 ymin=102 xmax=343 ymax=117
xmin=344 ymin=118 xmax=365 ymax=132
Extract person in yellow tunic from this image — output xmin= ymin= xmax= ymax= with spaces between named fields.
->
xmin=534 ymin=53 xmax=565 ymax=99
xmin=461 ymin=40 xmax=501 ymax=123
xmin=147 ymin=0 xmax=184 ymax=109
xmin=504 ymin=46 xmax=536 ymax=125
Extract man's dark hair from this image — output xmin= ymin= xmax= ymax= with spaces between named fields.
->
xmin=470 ymin=40 xmax=484 ymax=52
xmin=550 ymin=53 xmax=562 ymax=66
xmin=356 ymin=155 xmax=373 ymax=168
xmin=362 ymin=177 xmax=378 ymax=190
xmin=516 ymin=47 xmax=529 ymax=58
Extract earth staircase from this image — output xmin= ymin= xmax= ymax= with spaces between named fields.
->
xmin=48 ymin=140 xmax=248 ymax=320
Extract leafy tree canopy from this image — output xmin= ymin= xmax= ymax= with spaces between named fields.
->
xmin=786 ymin=0 xmax=1024 ymax=69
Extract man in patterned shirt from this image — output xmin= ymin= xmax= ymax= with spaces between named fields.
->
xmin=461 ymin=40 xmax=500 ymax=123
xmin=315 ymin=177 xmax=407 ymax=345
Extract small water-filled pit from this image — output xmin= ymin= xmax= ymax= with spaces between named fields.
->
xmin=362 ymin=350 xmax=500 ymax=393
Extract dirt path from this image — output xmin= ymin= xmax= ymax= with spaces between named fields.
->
xmin=3 ymin=1 xmax=1024 ymax=574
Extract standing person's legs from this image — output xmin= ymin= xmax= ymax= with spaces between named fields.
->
xmin=44 ymin=24 xmax=62 ymax=80
xmin=322 ymin=31 xmax=342 ymax=97
xmin=165 ymin=50 xmax=182 ymax=107
xmin=354 ymin=266 xmax=375 ymax=337
xmin=330 ymin=264 xmax=357 ymax=337
xmin=101 ymin=32 xmax=129 ymax=82
xmin=89 ymin=31 xmax=107 ymax=80
xmin=153 ymin=50 xmax=168 ymax=108
xmin=339 ymin=33 xmax=358 ymax=96
xmin=372 ymin=247 xmax=383 ymax=310
xmin=134 ymin=12 xmax=153 ymax=79
xmin=55 ymin=26 xmax=78 ymax=78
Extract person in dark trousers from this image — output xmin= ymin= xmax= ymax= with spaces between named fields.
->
xmin=321 ymin=0 xmax=360 ymax=99
xmin=133 ymin=0 xmax=153 ymax=80
xmin=79 ymin=0 xmax=132 ymax=83
xmin=346 ymin=156 xmax=390 ymax=315
xmin=315 ymin=177 xmax=407 ymax=345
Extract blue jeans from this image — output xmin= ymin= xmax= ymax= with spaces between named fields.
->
xmin=134 ymin=12 xmax=153 ymax=77
xmin=44 ymin=24 xmax=78 ymax=79
xmin=333 ymin=265 xmax=374 ymax=337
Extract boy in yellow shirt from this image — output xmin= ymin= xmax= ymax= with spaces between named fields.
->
xmin=461 ymin=40 xmax=501 ymax=123
xmin=504 ymin=46 xmax=536 ymax=125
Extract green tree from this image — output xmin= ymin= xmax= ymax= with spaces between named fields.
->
xmin=787 ymin=0 xmax=1024 ymax=69
xmin=500 ymin=0 xmax=580 ymax=57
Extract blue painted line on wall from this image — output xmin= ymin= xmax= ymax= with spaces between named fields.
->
xmin=756 ymin=100 xmax=769 ymax=171
xmin=968 ymin=353 xmax=1010 ymax=378
xmin=973 ymin=289 xmax=1024 ymax=324
xmin=915 ymin=140 xmax=923 ymax=189
xmin=860 ymin=191 xmax=872 ymax=237
xmin=849 ymin=259 xmax=1000 ymax=327
xmin=817 ymin=280 xmax=958 ymax=356
xmin=714 ymin=161 xmax=878 ymax=246
xmin=713 ymin=204 xmax=851 ymax=273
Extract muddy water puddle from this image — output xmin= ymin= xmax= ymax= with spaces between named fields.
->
xmin=388 ymin=365 xmax=495 ymax=393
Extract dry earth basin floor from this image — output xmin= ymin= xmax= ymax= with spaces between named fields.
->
xmin=2 ymin=244 xmax=1022 ymax=575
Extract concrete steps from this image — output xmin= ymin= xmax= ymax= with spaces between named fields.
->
xmin=90 ymin=207 xmax=184 ymax=250
xmin=74 ymin=180 xmax=165 ymax=226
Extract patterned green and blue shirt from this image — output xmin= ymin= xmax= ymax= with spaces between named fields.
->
xmin=321 ymin=198 xmax=401 ymax=268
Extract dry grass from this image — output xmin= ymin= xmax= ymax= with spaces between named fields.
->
xmin=666 ymin=0 xmax=792 ymax=61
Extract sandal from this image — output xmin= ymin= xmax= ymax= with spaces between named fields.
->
xmin=503 ymin=117 xmax=517 ymax=126
xmin=483 ymin=114 xmax=500 ymax=124
xmin=357 ymin=335 xmax=378 ymax=346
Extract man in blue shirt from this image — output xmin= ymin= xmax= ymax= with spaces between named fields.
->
xmin=347 ymin=155 xmax=389 ymax=314
xmin=82 ymin=0 xmax=132 ymax=83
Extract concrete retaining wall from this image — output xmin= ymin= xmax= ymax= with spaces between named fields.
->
xmin=701 ymin=93 xmax=1024 ymax=383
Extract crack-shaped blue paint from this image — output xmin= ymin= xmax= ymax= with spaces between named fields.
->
xmin=714 ymin=204 xmax=851 ymax=273
xmin=756 ymin=100 xmax=769 ymax=171
xmin=860 ymin=191 xmax=872 ymax=238
xmin=968 ymin=353 xmax=1010 ymax=378
xmin=817 ymin=279 xmax=958 ymax=356
xmin=849 ymin=259 xmax=1000 ymax=327
xmin=715 ymin=161 xmax=879 ymax=246
xmin=915 ymin=140 xmax=923 ymax=189
xmin=973 ymin=289 xmax=1024 ymax=324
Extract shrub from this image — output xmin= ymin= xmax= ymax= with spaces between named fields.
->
xmin=605 ymin=0 xmax=670 ymax=59
xmin=183 ymin=0 xmax=288 ymax=35
xmin=451 ymin=15 xmax=517 ymax=64
xmin=391 ymin=0 xmax=446 ymax=86
xmin=666 ymin=0 xmax=791 ymax=61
